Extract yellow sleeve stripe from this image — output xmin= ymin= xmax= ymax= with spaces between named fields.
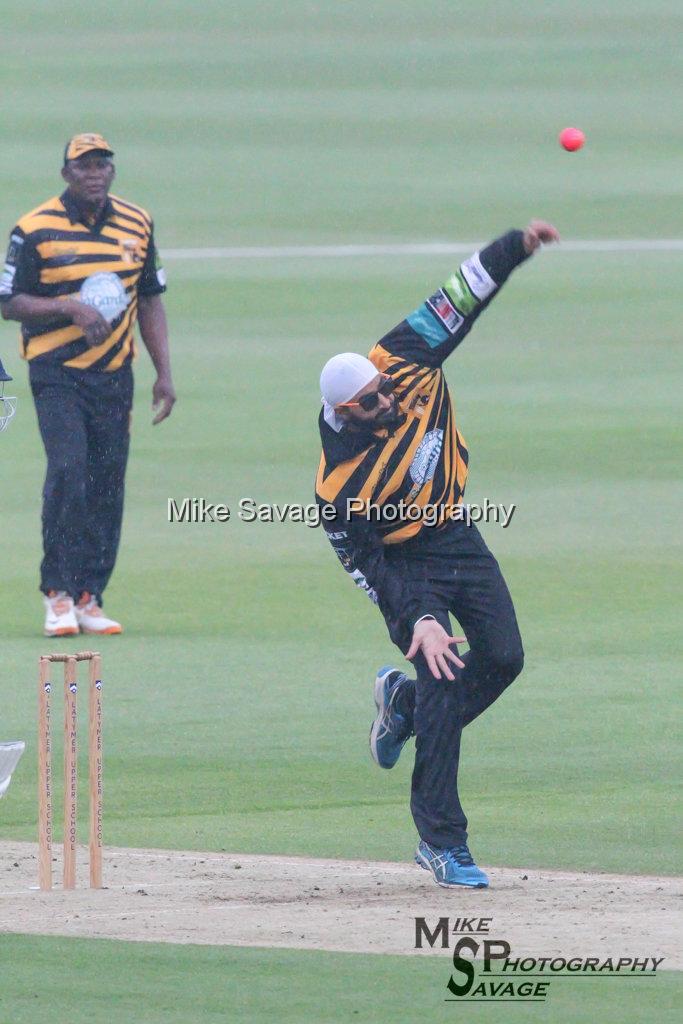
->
xmin=368 ymin=343 xmax=398 ymax=367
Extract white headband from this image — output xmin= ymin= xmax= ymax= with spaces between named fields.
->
xmin=319 ymin=352 xmax=379 ymax=433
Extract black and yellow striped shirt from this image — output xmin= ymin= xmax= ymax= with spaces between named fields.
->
xmin=316 ymin=229 xmax=530 ymax=641
xmin=0 ymin=190 xmax=166 ymax=371
xmin=317 ymin=351 xmax=470 ymax=546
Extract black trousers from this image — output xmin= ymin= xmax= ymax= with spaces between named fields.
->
xmin=30 ymin=362 xmax=133 ymax=606
xmin=384 ymin=518 xmax=524 ymax=848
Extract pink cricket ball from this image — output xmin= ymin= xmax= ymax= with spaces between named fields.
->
xmin=559 ymin=127 xmax=585 ymax=152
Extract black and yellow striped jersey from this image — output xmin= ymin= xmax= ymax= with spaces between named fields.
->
xmin=317 ymin=349 xmax=470 ymax=547
xmin=315 ymin=229 xmax=530 ymax=641
xmin=0 ymin=190 xmax=166 ymax=371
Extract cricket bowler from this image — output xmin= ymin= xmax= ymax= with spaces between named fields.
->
xmin=315 ymin=220 xmax=560 ymax=887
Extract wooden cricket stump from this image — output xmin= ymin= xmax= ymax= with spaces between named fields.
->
xmin=38 ymin=651 xmax=103 ymax=891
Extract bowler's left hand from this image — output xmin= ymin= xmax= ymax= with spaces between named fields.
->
xmin=152 ymin=376 xmax=176 ymax=424
xmin=523 ymin=219 xmax=560 ymax=253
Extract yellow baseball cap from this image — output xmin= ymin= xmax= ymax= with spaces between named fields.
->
xmin=63 ymin=133 xmax=114 ymax=164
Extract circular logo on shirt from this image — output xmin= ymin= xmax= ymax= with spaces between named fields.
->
xmin=409 ymin=429 xmax=444 ymax=486
xmin=80 ymin=272 xmax=128 ymax=323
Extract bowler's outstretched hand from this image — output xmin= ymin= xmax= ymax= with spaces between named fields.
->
xmin=522 ymin=219 xmax=560 ymax=254
xmin=406 ymin=618 xmax=466 ymax=681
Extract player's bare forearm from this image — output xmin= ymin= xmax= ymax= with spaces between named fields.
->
xmin=1 ymin=293 xmax=80 ymax=324
xmin=137 ymin=293 xmax=176 ymax=423
xmin=138 ymin=294 xmax=171 ymax=376
xmin=1 ymin=293 xmax=112 ymax=345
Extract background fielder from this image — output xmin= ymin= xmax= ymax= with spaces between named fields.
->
xmin=0 ymin=133 xmax=176 ymax=637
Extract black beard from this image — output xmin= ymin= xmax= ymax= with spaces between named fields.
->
xmin=374 ymin=407 xmax=406 ymax=430
xmin=349 ymin=408 xmax=406 ymax=436
xmin=345 ymin=398 xmax=406 ymax=436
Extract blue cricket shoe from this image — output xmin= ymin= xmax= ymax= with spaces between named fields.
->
xmin=415 ymin=839 xmax=489 ymax=888
xmin=369 ymin=667 xmax=413 ymax=769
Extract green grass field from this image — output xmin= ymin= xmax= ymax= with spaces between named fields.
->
xmin=0 ymin=1 xmax=680 ymax=1021
xmin=1 ymin=935 xmax=680 ymax=1024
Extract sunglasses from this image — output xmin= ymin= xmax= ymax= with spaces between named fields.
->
xmin=337 ymin=376 xmax=395 ymax=412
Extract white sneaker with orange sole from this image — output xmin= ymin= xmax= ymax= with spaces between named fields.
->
xmin=75 ymin=594 xmax=122 ymax=635
xmin=43 ymin=591 xmax=79 ymax=637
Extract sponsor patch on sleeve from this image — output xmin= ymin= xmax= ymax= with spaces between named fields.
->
xmin=6 ymin=234 xmax=24 ymax=265
xmin=0 ymin=265 xmax=16 ymax=296
xmin=0 ymin=234 xmax=23 ymax=296
xmin=426 ymin=289 xmax=464 ymax=334
xmin=444 ymin=268 xmax=479 ymax=315
xmin=460 ymin=252 xmax=497 ymax=300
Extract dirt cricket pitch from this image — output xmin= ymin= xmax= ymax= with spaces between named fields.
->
xmin=0 ymin=841 xmax=680 ymax=967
